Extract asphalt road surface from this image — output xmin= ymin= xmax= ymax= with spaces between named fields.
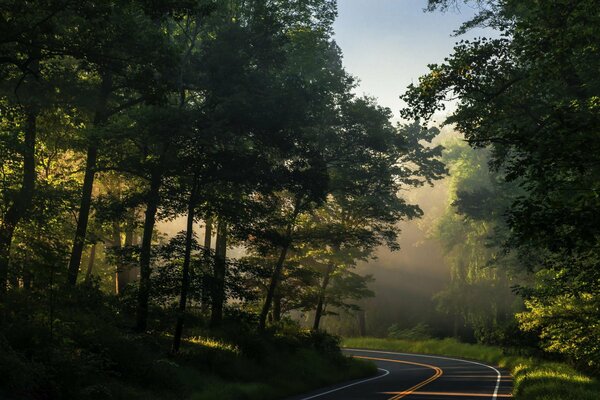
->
xmin=287 ymin=348 xmax=513 ymax=400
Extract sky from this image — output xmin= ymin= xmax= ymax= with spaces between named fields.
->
xmin=333 ymin=0 xmax=492 ymax=122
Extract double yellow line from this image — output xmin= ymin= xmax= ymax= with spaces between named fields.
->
xmin=353 ymin=355 xmax=443 ymax=400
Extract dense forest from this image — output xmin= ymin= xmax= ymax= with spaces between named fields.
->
xmin=0 ymin=0 xmax=445 ymax=398
xmin=1 ymin=0 xmax=599 ymax=399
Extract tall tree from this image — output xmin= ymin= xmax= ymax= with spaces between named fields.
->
xmin=404 ymin=0 xmax=600 ymax=370
xmin=64 ymin=1 xmax=183 ymax=285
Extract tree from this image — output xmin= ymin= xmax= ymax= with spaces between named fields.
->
xmin=404 ymin=0 xmax=600 ymax=369
xmin=433 ymin=139 xmax=525 ymax=343
xmin=308 ymin=116 xmax=446 ymax=331
xmin=64 ymin=1 xmax=188 ymax=286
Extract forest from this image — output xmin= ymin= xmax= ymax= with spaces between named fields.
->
xmin=1 ymin=0 xmax=599 ymax=399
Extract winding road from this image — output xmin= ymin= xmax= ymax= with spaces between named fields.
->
xmin=287 ymin=348 xmax=513 ymax=400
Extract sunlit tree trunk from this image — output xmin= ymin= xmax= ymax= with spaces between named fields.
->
xmin=125 ymin=212 xmax=140 ymax=282
xmin=0 ymin=107 xmax=36 ymax=297
xmin=201 ymin=217 xmax=212 ymax=314
xmin=66 ymin=73 xmax=112 ymax=286
xmin=258 ymin=197 xmax=301 ymax=331
xmin=209 ymin=220 xmax=227 ymax=328
xmin=114 ymin=221 xmax=128 ymax=294
xmin=173 ymin=177 xmax=198 ymax=352
xmin=135 ymin=169 xmax=162 ymax=332
xmin=84 ymin=243 xmax=97 ymax=283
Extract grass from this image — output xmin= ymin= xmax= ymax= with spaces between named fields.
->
xmin=177 ymin=336 xmax=377 ymax=400
xmin=343 ymin=337 xmax=600 ymax=400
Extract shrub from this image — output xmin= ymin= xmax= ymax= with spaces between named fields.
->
xmin=388 ymin=322 xmax=432 ymax=340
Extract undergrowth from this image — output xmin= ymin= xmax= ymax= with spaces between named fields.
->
xmin=0 ymin=286 xmax=375 ymax=399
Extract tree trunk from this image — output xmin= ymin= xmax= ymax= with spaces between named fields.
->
xmin=258 ymin=197 xmax=301 ymax=332
xmin=135 ymin=170 xmax=162 ymax=332
xmin=22 ymin=270 xmax=32 ymax=290
xmin=114 ymin=221 xmax=128 ymax=294
xmin=0 ymin=53 xmax=38 ymax=297
xmin=209 ymin=220 xmax=227 ymax=328
xmin=259 ymin=238 xmax=291 ymax=331
xmin=358 ymin=310 xmax=367 ymax=337
xmin=84 ymin=243 xmax=97 ymax=283
xmin=272 ymin=291 xmax=282 ymax=322
xmin=312 ymin=262 xmax=335 ymax=331
xmin=0 ymin=108 xmax=37 ymax=296
xmin=201 ymin=218 xmax=212 ymax=314
xmin=66 ymin=73 xmax=112 ymax=286
xmin=172 ymin=177 xmax=198 ymax=353
xmin=125 ymin=214 xmax=140 ymax=282
xmin=0 ymin=229 xmax=14 ymax=296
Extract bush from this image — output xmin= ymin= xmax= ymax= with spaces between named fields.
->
xmin=388 ymin=322 xmax=432 ymax=340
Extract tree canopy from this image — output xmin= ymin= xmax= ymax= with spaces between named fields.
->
xmin=406 ymin=0 xmax=600 ymax=372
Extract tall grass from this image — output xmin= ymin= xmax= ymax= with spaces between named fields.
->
xmin=343 ymin=337 xmax=600 ymax=400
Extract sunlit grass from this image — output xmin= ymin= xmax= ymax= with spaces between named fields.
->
xmin=343 ymin=337 xmax=600 ymax=400
xmin=186 ymin=336 xmax=240 ymax=354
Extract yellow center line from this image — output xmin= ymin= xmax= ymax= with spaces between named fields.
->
xmin=352 ymin=355 xmax=443 ymax=400
xmin=382 ymin=391 xmax=513 ymax=398
xmin=442 ymin=375 xmax=511 ymax=379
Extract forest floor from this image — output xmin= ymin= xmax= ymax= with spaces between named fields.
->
xmin=1 ymin=288 xmax=376 ymax=400
xmin=343 ymin=337 xmax=600 ymax=400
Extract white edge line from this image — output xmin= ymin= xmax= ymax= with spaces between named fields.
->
xmin=296 ymin=368 xmax=390 ymax=400
xmin=344 ymin=348 xmax=502 ymax=400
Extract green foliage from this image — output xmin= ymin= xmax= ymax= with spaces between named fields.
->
xmin=0 ymin=285 xmax=375 ymax=400
xmin=517 ymin=293 xmax=600 ymax=373
xmin=432 ymin=139 xmax=525 ymax=345
xmin=388 ymin=322 xmax=432 ymax=340
xmin=409 ymin=0 xmax=600 ymax=371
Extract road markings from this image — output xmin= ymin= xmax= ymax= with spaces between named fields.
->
xmin=296 ymin=368 xmax=390 ymax=400
xmin=353 ymin=355 xmax=443 ymax=400
xmin=346 ymin=348 xmax=505 ymax=400
xmin=383 ymin=391 xmax=512 ymax=397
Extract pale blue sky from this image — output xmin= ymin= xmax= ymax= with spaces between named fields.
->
xmin=333 ymin=0 xmax=493 ymax=122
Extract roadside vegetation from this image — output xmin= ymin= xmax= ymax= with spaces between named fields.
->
xmin=343 ymin=337 xmax=600 ymax=400
xmin=1 ymin=284 xmax=376 ymax=400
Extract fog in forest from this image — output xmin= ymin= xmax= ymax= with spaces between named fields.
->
xmin=317 ymin=172 xmax=453 ymax=336
xmin=156 ymin=166 xmax=454 ymax=338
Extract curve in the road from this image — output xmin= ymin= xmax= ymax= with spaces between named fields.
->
xmin=298 ymin=368 xmax=391 ymax=400
xmin=353 ymin=355 xmax=443 ymax=399
xmin=348 ymin=348 xmax=505 ymax=399
xmin=288 ymin=348 xmax=512 ymax=400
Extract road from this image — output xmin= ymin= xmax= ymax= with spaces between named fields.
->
xmin=287 ymin=348 xmax=513 ymax=400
